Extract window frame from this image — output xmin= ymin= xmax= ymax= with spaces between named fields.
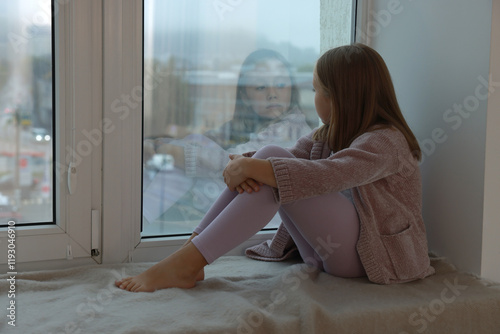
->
xmin=0 ymin=0 xmax=102 ymax=268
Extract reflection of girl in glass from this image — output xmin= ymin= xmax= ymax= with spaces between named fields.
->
xmin=207 ymin=49 xmax=311 ymax=150
xmin=142 ymin=49 xmax=311 ymax=231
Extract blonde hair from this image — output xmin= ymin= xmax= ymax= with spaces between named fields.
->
xmin=313 ymin=43 xmax=421 ymax=160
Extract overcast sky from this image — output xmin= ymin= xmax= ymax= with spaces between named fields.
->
xmin=147 ymin=0 xmax=321 ymax=53
xmin=10 ymin=0 xmax=320 ymax=53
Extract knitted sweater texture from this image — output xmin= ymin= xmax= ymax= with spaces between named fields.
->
xmin=265 ymin=127 xmax=435 ymax=284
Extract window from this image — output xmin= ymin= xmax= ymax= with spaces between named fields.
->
xmin=80 ymin=0 xmax=354 ymax=264
xmin=0 ymin=1 xmax=54 ymax=227
xmin=0 ymin=0 xmax=354 ymax=266
xmin=141 ymin=0 xmax=322 ymax=237
xmin=0 ymin=0 xmax=102 ymax=266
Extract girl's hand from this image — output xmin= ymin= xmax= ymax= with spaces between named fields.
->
xmin=223 ymin=154 xmax=251 ymax=192
xmin=234 ymin=179 xmax=264 ymax=194
xmin=223 ymin=154 xmax=277 ymax=193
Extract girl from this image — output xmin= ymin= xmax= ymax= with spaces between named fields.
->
xmin=116 ymin=43 xmax=434 ymax=292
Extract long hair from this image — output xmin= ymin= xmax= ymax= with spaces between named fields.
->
xmin=313 ymin=43 xmax=422 ymax=160
xmin=228 ymin=49 xmax=301 ymax=143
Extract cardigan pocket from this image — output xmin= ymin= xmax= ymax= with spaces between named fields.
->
xmin=380 ymin=223 xmax=429 ymax=281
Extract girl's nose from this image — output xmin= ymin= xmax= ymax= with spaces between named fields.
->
xmin=267 ymin=87 xmax=278 ymax=100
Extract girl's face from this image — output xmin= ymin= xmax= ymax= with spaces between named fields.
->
xmin=313 ymin=72 xmax=331 ymax=124
xmin=241 ymin=59 xmax=292 ymax=119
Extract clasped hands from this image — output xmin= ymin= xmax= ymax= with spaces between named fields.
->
xmin=223 ymin=154 xmax=262 ymax=194
xmin=223 ymin=154 xmax=278 ymax=194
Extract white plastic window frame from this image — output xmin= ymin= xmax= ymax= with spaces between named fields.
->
xmin=101 ymin=0 xmax=357 ymax=264
xmin=0 ymin=0 xmax=103 ymax=270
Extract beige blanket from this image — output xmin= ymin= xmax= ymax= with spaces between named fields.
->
xmin=1 ymin=256 xmax=499 ymax=333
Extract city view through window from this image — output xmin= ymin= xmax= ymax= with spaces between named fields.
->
xmin=0 ymin=1 xmax=53 ymax=226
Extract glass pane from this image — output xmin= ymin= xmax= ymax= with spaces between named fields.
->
xmin=0 ymin=1 xmax=53 ymax=226
xmin=142 ymin=0 xmax=320 ymax=237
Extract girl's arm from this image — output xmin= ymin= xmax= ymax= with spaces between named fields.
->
xmin=223 ymin=154 xmax=276 ymax=192
xmin=269 ymin=128 xmax=410 ymax=204
xmin=223 ymin=129 xmax=317 ymax=193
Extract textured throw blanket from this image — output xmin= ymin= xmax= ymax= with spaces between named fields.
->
xmin=1 ymin=256 xmax=499 ymax=334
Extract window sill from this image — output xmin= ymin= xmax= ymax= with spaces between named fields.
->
xmin=0 ymin=224 xmax=63 ymax=238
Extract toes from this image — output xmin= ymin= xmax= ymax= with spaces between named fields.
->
xmin=118 ymin=278 xmax=135 ymax=291
xmin=115 ymin=276 xmax=150 ymax=292
xmin=120 ymin=282 xmax=130 ymax=290
xmin=132 ymin=282 xmax=153 ymax=292
xmin=115 ymin=278 xmax=126 ymax=287
xmin=130 ymin=281 xmax=141 ymax=292
xmin=126 ymin=279 xmax=146 ymax=292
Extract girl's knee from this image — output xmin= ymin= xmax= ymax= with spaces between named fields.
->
xmin=253 ymin=145 xmax=293 ymax=159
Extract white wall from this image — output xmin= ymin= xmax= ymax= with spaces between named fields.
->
xmin=361 ymin=0 xmax=493 ymax=275
xmin=481 ymin=0 xmax=500 ymax=282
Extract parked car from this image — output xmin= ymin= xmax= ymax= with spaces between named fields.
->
xmin=32 ymin=127 xmax=51 ymax=142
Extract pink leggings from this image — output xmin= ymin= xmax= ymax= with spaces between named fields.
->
xmin=191 ymin=145 xmax=366 ymax=278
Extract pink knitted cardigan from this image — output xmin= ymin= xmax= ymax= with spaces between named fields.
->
xmin=245 ymin=127 xmax=435 ymax=284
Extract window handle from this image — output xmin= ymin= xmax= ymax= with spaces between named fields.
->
xmin=68 ymin=162 xmax=77 ymax=195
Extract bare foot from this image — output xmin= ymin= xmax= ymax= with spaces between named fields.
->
xmin=115 ymin=243 xmax=207 ymax=292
